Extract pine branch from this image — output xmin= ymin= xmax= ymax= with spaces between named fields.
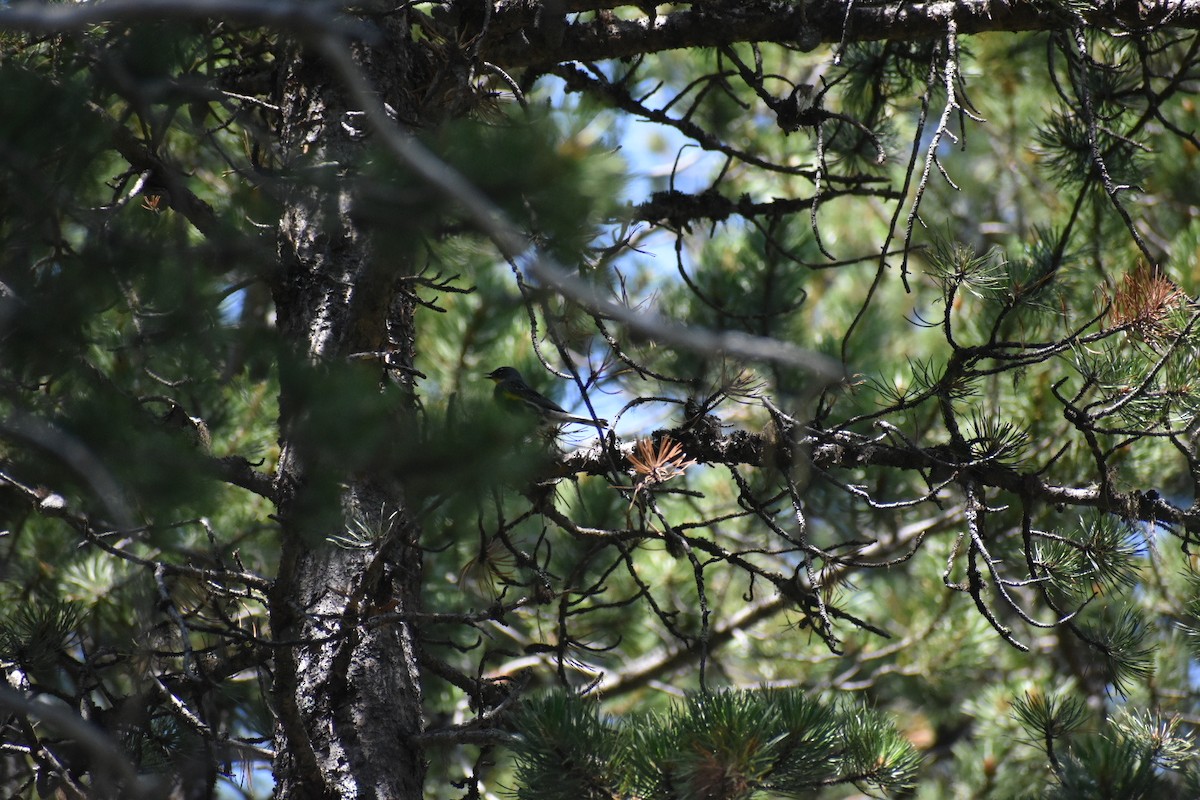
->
xmin=556 ymin=426 xmax=1200 ymax=534
xmin=482 ymin=1 xmax=1200 ymax=68
xmin=633 ymin=186 xmax=902 ymax=228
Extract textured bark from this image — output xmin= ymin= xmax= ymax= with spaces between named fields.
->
xmin=269 ymin=15 xmax=427 ymax=800
xmin=481 ymin=0 xmax=1200 ymax=68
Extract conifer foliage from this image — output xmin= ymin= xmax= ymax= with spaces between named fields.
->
xmin=512 ymin=691 xmax=920 ymax=799
xmin=2 ymin=1 xmax=1200 ymax=798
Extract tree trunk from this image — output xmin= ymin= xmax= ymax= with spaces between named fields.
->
xmin=268 ymin=15 xmax=427 ymax=800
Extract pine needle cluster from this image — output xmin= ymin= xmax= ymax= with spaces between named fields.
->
xmin=510 ymin=689 xmax=919 ymax=800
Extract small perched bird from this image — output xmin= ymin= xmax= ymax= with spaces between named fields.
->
xmin=485 ymin=366 xmax=608 ymax=429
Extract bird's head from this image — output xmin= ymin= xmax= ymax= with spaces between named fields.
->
xmin=485 ymin=366 xmax=522 ymax=383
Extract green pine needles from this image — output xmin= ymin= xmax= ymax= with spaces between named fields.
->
xmin=509 ymin=689 xmax=920 ymax=800
xmin=1015 ymin=691 xmax=1200 ymax=798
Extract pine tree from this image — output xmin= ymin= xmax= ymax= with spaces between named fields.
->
xmin=1 ymin=2 xmax=1200 ymax=798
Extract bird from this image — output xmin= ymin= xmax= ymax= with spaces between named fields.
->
xmin=485 ymin=366 xmax=608 ymax=429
